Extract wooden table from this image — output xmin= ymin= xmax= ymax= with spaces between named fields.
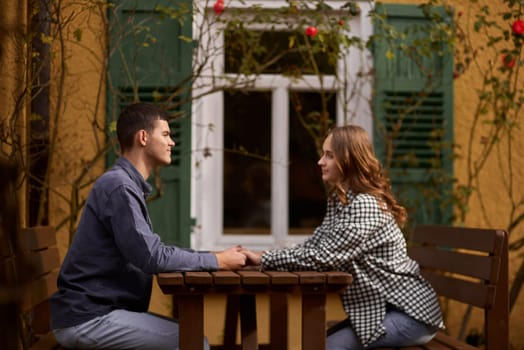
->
xmin=157 ymin=270 xmax=352 ymax=350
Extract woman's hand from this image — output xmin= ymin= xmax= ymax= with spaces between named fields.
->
xmin=240 ymin=249 xmax=264 ymax=266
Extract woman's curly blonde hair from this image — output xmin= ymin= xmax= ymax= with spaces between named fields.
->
xmin=326 ymin=125 xmax=407 ymax=228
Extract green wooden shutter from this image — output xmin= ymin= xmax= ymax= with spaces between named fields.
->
xmin=107 ymin=0 xmax=193 ymax=246
xmin=373 ymin=3 xmax=454 ymax=228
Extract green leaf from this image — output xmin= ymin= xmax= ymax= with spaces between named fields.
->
xmin=40 ymin=33 xmax=53 ymax=45
xmin=109 ymin=121 xmax=117 ymax=133
xmin=178 ymin=35 xmax=192 ymax=43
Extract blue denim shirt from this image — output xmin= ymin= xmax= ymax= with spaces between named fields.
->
xmin=50 ymin=157 xmax=218 ymax=329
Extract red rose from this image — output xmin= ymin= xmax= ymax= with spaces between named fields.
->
xmin=213 ymin=0 xmax=224 ymax=15
xmin=511 ymin=19 xmax=524 ymax=35
xmin=305 ymin=26 xmax=318 ymax=37
xmin=502 ymin=54 xmax=516 ymax=69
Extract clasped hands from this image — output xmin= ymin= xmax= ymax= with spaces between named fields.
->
xmin=214 ymin=245 xmax=264 ymax=271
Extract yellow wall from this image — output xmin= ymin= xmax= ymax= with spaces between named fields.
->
xmin=2 ymin=0 xmax=522 ymax=348
xmin=46 ymin=0 xmax=108 ymax=255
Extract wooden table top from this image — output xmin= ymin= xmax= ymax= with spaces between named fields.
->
xmin=157 ymin=270 xmax=353 ymax=295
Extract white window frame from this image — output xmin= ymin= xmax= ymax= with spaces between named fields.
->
xmin=191 ymin=0 xmax=374 ymax=250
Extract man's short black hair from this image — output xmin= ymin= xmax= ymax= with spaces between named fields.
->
xmin=117 ymin=102 xmax=171 ymax=152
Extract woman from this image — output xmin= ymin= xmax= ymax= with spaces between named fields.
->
xmin=242 ymin=125 xmax=444 ymax=349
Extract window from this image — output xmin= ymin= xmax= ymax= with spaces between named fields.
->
xmin=192 ymin=1 xmax=373 ymax=250
xmin=223 ymin=90 xmax=272 ymax=233
xmin=224 ymin=30 xmax=336 ymax=75
xmin=288 ymin=91 xmax=336 ymax=234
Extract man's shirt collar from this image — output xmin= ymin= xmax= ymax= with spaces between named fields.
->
xmin=116 ymin=156 xmax=153 ymax=197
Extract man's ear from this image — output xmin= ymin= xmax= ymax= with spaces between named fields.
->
xmin=136 ymin=130 xmax=148 ymax=147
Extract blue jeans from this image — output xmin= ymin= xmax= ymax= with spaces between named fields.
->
xmin=326 ymin=310 xmax=437 ymax=350
xmin=53 ymin=309 xmax=210 ymax=350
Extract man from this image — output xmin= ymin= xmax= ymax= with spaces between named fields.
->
xmin=50 ymin=102 xmax=246 ymax=349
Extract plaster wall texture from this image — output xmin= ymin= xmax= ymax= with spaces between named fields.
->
xmin=46 ymin=1 xmax=108 ymax=257
xmin=10 ymin=0 xmax=520 ymax=348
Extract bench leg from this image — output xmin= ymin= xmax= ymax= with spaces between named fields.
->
xmin=302 ymin=294 xmax=326 ymax=350
xmin=178 ymin=294 xmax=204 ymax=350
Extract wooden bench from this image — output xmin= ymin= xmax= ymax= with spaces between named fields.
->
xmin=328 ymin=224 xmax=509 ymax=350
xmin=1 ymin=225 xmax=62 ymax=350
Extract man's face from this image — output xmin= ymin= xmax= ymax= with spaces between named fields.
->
xmin=144 ymin=119 xmax=175 ymax=167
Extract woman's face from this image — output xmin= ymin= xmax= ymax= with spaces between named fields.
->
xmin=318 ymin=134 xmax=343 ymax=185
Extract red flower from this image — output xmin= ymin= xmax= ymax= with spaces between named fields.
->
xmin=502 ymin=54 xmax=516 ymax=69
xmin=213 ymin=0 xmax=225 ymax=15
xmin=305 ymin=26 xmax=318 ymax=37
xmin=338 ymin=19 xmax=344 ymax=26
xmin=511 ymin=19 xmax=524 ymax=35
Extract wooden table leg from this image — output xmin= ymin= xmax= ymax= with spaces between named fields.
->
xmin=301 ymin=294 xmax=326 ymax=350
xmin=239 ymin=294 xmax=257 ymax=350
xmin=223 ymin=295 xmax=240 ymax=349
xmin=270 ymin=294 xmax=287 ymax=350
xmin=178 ymin=294 xmax=204 ymax=350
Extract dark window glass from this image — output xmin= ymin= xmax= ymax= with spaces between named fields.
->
xmin=288 ymin=91 xmax=336 ymax=234
xmin=224 ymin=29 xmax=336 ymax=75
xmin=223 ymin=90 xmax=272 ymax=234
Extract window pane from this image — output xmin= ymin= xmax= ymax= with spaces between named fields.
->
xmin=224 ymin=29 xmax=336 ymax=75
xmin=223 ymin=90 xmax=272 ymax=234
xmin=289 ymin=91 xmax=336 ymax=234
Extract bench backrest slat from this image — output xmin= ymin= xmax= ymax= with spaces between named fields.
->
xmin=21 ymin=270 xmax=59 ymax=312
xmin=22 ymin=247 xmax=60 ymax=280
xmin=421 ymin=270 xmax=496 ymax=308
xmin=18 ymin=226 xmax=57 ymax=251
xmin=17 ymin=226 xmax=60 ymax=339
xmin=411 ymin=225 xmax=508 ymax=350
xmin=409 ymin=246 xmax=500 ymax=282
xmin=411 ymin=225 xmax=502 ymax=253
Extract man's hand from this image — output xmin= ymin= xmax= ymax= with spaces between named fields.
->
xmin=215 ymin=246 xmax=247 ymax=270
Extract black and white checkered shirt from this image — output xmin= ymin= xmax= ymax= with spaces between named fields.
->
xmin=261 ymin=191 xmax=444 ymax=346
